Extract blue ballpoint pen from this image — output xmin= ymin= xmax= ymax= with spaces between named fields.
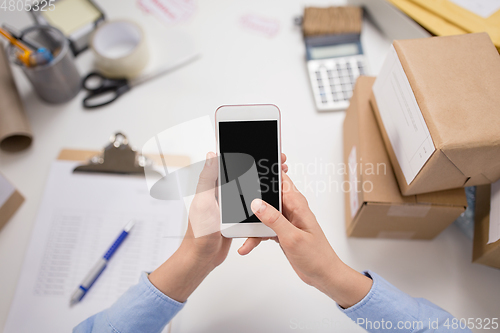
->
xmin=69 ymin=220 xmax=135 ymax=306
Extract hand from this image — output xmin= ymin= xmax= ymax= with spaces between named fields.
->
xmin=240 ymin=172 xmax=373 ymax=308
xmin=149 ymin=152 xmax=289 ymax=302
xmin=149 ymin=152 xmax=229 ymax=302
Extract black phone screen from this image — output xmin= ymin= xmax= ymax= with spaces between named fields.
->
xmin=219 ymin=120 xmax=279 ymax=223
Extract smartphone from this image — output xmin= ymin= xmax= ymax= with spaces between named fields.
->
xmin=215 ymin=104 xmax=282 ymax=238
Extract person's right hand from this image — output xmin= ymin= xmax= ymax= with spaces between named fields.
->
xmin=240 ymin=172 xmax=373 ymax=309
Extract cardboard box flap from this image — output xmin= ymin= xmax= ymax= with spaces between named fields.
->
xmin=416 ymin=188 xmax=467 ymax=207
xmin=393 ymin=33 xmax=500 ymax=179
xmin=442 ymin=144 xmax=500 ymax=184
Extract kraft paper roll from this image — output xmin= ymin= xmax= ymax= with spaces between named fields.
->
xmin=0 ymin=43 xmax=32 ymax=152
xmin=90 ymin=20 xmax=149 ymax=79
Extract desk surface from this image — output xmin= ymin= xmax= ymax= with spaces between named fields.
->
xmin=1 ymin=1 xmax=499 ymax=332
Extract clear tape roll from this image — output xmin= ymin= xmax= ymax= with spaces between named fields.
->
xmin=90 ymin=20 xmax=149 ymax=79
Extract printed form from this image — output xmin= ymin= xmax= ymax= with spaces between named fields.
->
xmin=4 ymin=161 xmax=186 ymax=333
xmin=373 ymin=45 xmax=435 ymax=185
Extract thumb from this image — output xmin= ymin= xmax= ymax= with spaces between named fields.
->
xmin=195 ymin=152 xmax=218 ymax=195
xmin=251 ymin=199 xmax=297 ymax=237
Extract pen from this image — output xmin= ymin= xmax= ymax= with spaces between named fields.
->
xmin=69 ymin=220 xmax=135 ymax=306
xmin=2 ymin=24 xmax=43 ymax=50
xmin=0 ymin=26 xmax=53 ymax=67
xmin=0 ymin=27 xmax=32 ymax=67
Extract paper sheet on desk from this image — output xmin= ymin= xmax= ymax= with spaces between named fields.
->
xmin=488 ymin=180 xmax=500 ymax=244
xmin=4 ymin=160 xmax=186 ymax=333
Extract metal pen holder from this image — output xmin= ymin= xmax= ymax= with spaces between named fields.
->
xmin=7 ymin=25 xmax=81 ymax=104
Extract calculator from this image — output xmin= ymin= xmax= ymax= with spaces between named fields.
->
xmin=305 ymin=33 xmax=369 ymax=111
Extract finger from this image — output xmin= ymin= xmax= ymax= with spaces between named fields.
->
xmin=281 ymin=153 xmax=287 ymax=164
xmin=195 ymin=152 xmax=218 ymax=195
xmin=251 ymin=199 xmax=298 ymax=237
xmin=238 ymin=237 xmax=262 ymax=255
xmin=281 ymin=172 xmax=317 ymax=229
xmin=282 ymin=164 xmax=288 ymax=173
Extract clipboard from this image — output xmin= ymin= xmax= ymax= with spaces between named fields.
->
xmin=58 ymin=132 xmax=190 ymax=174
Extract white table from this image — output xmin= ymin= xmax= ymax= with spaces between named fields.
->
xmin=1 ymin=1 xmax=499 ymax=332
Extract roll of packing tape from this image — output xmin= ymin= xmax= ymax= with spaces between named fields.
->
xmin=90 ymin=20 xmax=149 ymax=79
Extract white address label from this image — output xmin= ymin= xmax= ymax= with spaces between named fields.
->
xmin=373 ymin=45 xmax=435 ymax=185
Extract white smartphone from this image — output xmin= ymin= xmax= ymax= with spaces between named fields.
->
xmin=215 ymin=104 xmax=282 ymax=238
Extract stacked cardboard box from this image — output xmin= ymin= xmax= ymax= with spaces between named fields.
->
xmin=343 ymin=33 xmax=500 ymax=265
xmin=344 ymin=77 xmax=466 ymax=239
xmin=473 ymin=182 xmax=500 ymax=269
xmin=370 ymin=33 xmax=500 ymax=195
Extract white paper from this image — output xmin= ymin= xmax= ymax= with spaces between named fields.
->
xmin=348 ymin=146 xmax=360 ymax=218
xmin=488 ymin=180 xmax=500 ymax=244
xmin=0 ymin=173 xmax=15 ymax=208
xmin=4 ymin=161 xmax=186 ymax=333
xmin=373 ymin=45 xmax=435 ymax=185
xmin=448 ymin=0 xmax=500 ymax=18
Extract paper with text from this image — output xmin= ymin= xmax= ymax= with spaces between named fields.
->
xmin=4 ymin=161 xmax=185 ymax=333
xmin=373 ymin=45 xmax=435 ymax=185
xmin=488 ymin=180 xmax=500 ymax=244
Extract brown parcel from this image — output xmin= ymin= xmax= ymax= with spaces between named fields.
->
xmin=473 ymin=185 xmax=500 ymax=269
xmin=344 ymin=76 xmax=466 ymax=239
xmin=0 ymin=172 xmax=24 ymax=232
xmin=370 ymin=33 xmax=500 ymax=196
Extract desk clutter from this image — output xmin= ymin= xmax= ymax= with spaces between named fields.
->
xmin=1 ymin=2 xmax=500 ymax=331
xmin=343 ymin=32 xmax=500 ymax=269
xmin=3 ymin=134 xmax=188 ymax=332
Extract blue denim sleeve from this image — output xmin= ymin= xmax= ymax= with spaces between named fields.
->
xmin=339 ymin=271 xmax=472 ymax=333
xmin=73 ymin=272 xmax=185 ymax=333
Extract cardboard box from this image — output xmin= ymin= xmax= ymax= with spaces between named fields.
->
xmin=473 ymin=182 xmax=500 ymax=269
xmin=370 ymin=33 xmax=500 ymax=195
xmin=0 ymin=172 xmax=24 ymax=231
xmin=344 ymin=76 xmax=467 ymax=239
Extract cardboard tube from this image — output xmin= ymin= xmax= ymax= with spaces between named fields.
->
xmin=0 ymin=43 xmax=32 ymax=152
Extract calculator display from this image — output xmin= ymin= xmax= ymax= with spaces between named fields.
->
xmin=310 ymin=43 xmax=360 ymax=59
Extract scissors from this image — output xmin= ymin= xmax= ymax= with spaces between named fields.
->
xmin=82 ymin=53 xmax=200 ymax=109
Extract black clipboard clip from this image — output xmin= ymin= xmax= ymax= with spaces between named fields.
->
xmin=73 ymin=132 xmax=151 ymax=175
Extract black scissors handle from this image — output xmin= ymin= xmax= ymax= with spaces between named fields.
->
xmin=82 ymin=72 xmax=128 ymax=92
xmin=82 ymin=72 xmax=131 ymax=109
xmin=83 ymin=84 xmax=131 ymax=109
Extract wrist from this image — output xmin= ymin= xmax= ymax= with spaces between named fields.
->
xmin=149 ymin=246 xmax=213 ymax=303
xmin=320 ymin=261 xmax=373 ymax=309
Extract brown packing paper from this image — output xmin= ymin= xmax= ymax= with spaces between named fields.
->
xmin=344 ymin=76 xmax=466 ymax=239
xmin=302 ymin=6 xmax=362 ymax=37
xmin=473 ymin=185 xmax=500 ymax=269
xmin=0 ymin=172 xmax=24 ymax=231
xmin=370 ymin=33 xmax=500 ymax=195
xmin=0 ymin=43 xmax=32 ymax=152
